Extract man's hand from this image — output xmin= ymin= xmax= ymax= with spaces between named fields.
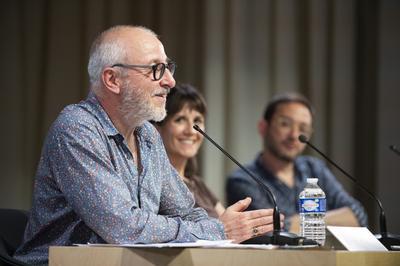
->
xmin=219 ymin=197 xmax=283 ymax=243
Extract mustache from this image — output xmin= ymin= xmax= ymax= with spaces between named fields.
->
xmin=154 ymin=87 xmax=170 ymax=96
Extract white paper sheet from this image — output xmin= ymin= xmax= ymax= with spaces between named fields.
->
xmin=327 ymin=226 xmax=387 ymax=251
xmin=74 ymin=240 xmax=279 ymax=249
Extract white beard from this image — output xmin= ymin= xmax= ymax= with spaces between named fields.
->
xmin=119 ymin=81 xmax=167 ymax=127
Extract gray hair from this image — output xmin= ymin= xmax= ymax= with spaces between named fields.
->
xmin=87 ymin=25 xmax=157 ymax=93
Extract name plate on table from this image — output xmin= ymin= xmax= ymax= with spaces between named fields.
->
xmin=327 ymin=226 xmax=387 ymax=251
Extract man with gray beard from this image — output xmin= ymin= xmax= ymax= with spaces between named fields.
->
xmin=226 ymin=93 xmax=368 ymax=234
xmin=14 ymin=25 xmax=277 ymax=265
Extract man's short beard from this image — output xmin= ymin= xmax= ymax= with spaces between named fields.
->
xmin=119 ymin=81 xmax=166 ymax=127
xmin=265 ymin=139 xmax=295 ymax=163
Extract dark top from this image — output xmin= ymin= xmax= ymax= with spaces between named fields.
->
xmin=184 ymin=175 xmax=219 ymax=218
xmin=226 ymin=153 xmax=368 ymax=230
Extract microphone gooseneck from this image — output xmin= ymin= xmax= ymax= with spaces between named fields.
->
xmin=298 ymin=134 xmax=400 ymax=250
xmin=193 ymin=125 xmax=317 ymax=246
xmin=192 ymin=125 xmax=280 ymax=232
xmin=298 ymin=135 xmax=386 ymax=232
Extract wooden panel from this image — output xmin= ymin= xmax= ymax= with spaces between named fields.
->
xmin=49 ymin=246 xmax=400 ymax=266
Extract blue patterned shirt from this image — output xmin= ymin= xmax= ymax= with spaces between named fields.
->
xmin=226 ymin=153 xmax=368 ymax=230
xmin=14 ymin=92 xmax=225 ymax=265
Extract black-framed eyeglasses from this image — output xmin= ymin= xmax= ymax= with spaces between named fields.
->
xmin=111 ymin=61 xmax=176 ymax=81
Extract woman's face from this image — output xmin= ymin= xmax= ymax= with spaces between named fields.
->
xmin=158 ymin=103 xmax=205 ymax=162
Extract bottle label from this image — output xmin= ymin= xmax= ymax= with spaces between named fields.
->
xmin=299 ymin=198 xmax=326 ymax=213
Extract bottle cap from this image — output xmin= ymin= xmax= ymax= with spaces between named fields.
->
xmin=306 ymin=178 xmax=318 ymax=183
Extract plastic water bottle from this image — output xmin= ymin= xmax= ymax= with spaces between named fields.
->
xmin=299 ymin=178 xmax=326 ymax=245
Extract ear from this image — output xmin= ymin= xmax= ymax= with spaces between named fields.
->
xmin=102 ymin=67 xmax=122 ymax=94
xmin=257 ymin=119 xmax=268 ymax=138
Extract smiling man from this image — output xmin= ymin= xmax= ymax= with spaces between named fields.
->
xmin=226 ymin=93 xmax=368 ymax=233
xmin=14 ymin=25 xmax=226 ymax=265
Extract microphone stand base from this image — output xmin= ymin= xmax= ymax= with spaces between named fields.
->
xmin=242 ymin=231 xmax=319 ymax=246
xmin=375 ymin=233 xmax=400 ymax=250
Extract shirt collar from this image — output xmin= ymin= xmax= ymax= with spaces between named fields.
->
xmin=255 ymin=152 xmax=307 ymax=183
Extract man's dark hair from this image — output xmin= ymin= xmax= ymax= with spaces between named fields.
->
xmin=263 ymin=92 xmax=314 ymax=122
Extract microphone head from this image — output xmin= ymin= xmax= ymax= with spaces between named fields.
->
xmin=298 ymin=134 xmax=308 ymax=143
xmin=389 ymin=145 xmax=400 ymax=156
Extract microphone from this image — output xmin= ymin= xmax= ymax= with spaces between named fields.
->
xmin=389 ymin=145 xmax=400 ymax=157
xmin=299 ymin=134 xmax=400 ymax=250
xmin=193 ymin=124 xmax=318 ymax=246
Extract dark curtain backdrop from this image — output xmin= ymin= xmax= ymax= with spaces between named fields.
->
xmin=1 ymin=0 xmax=399 ymax=234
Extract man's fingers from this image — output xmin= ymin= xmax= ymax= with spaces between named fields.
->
xmin=222 ymin=206 xmax=283 ymax=243
xmin=251 ymin=223 xmax=274 ymax=237
xmin=226 ymin=197 xmax=252 ymax=212
xmin=251 ymin=215 xmax=274 ymax=228
xmin=224 ymin=214 xmax=274 ymax=234
xmin=240 ymin=208 xmax=274 ymax=220
xmin=223 ymin=209 xmax=275 ymax=233
xmin=226 ymin=223 xmax=275 ymax=243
